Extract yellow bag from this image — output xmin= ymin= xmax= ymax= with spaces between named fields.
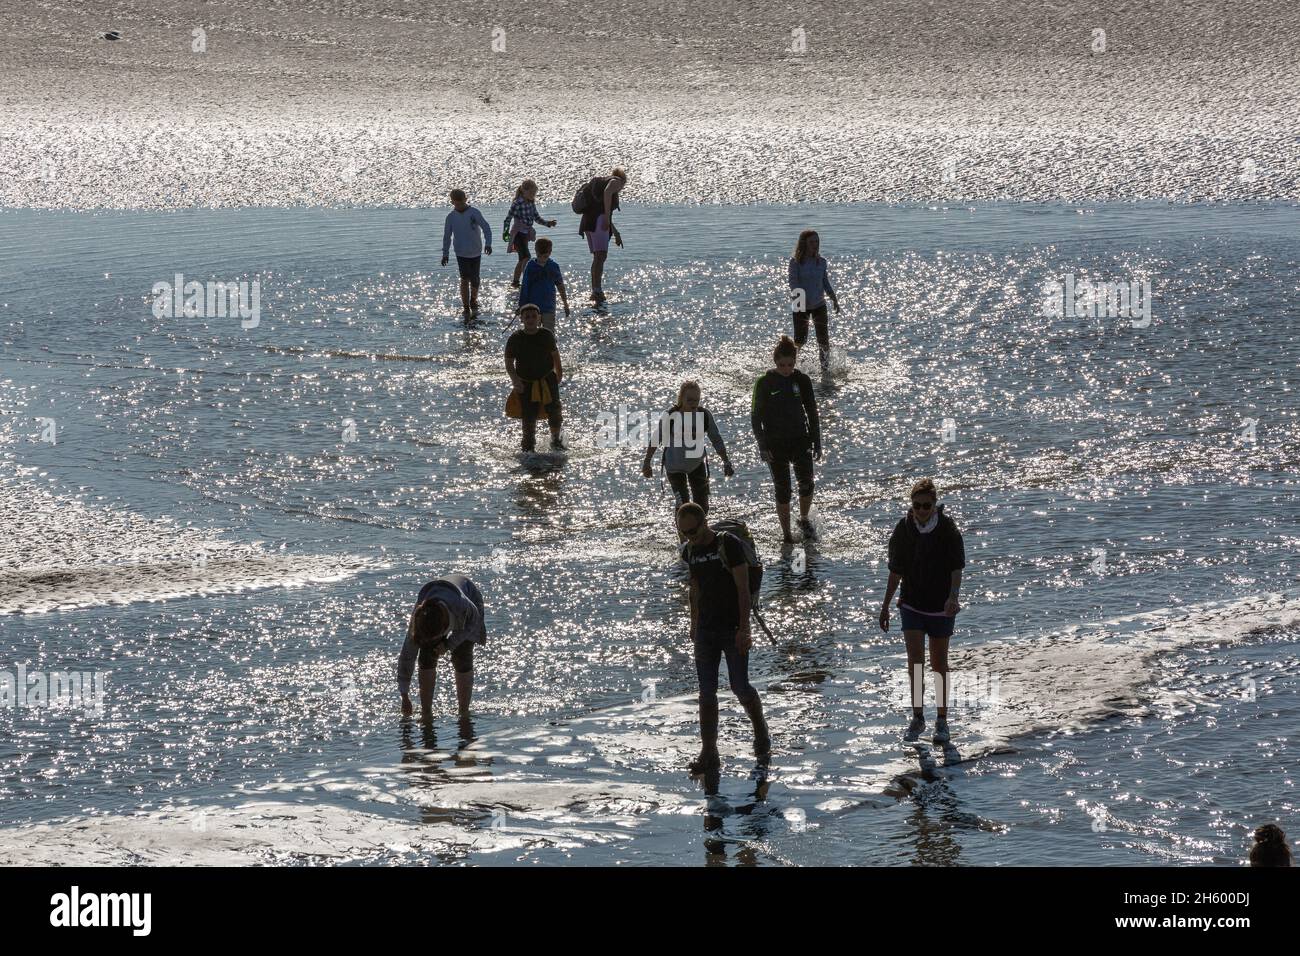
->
xmin=506 ymin=390 xmax=523 ymax=419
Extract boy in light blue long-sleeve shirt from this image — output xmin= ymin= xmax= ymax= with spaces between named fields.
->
xmin=441 ymin=189 xmax=493 ymax=316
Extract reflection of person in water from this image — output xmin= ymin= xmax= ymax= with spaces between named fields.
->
xmin=904 ymin=786 xmax=963 ymax=867
xmin=397 ymin=573 xmax=486 ymax=721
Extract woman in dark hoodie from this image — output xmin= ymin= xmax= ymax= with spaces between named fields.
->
xmin=880 ymin=478 xmax=965 ymax=744
xmin=751 ymin=335 xmax=821 ymax=542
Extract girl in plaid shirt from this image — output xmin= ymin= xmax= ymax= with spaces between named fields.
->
xmin=504 ymin=179 xmax=557 ymax=287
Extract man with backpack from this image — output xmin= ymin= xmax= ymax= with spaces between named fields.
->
xmin=572 ymin=168 xmax=627 ymax=303
xmin=676 ymin=502 xmax=770 ymax=774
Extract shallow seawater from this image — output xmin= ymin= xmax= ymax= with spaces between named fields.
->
xmin=1 ymin=202 xmax=1298 ymax=865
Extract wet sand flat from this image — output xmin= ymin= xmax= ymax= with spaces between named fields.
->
xmin=2 ymin=0 xmax=1297 ymax=207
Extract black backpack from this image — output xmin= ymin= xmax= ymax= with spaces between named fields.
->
xmin=681 ymin=519 xmax=764 ymax=609
xmin=571 ymin=176 xmax=621 ymax=216
xmin=571 ymin=183 xmax=591 ymax=214
xmin=571 ymin=177 xmax=599 ymax=214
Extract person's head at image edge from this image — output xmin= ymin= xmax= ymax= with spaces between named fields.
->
xmin=1249 ymin=824 xmax=1292 ymax=867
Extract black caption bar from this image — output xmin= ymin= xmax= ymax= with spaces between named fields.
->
xmin=0 ymin=866 xmax=1285 ymax=941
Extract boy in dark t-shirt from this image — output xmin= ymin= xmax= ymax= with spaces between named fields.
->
xmin=505 ymin=304 xmax=564 ymax=451
xmin=677 ymin=502 xmax=770 ymax=776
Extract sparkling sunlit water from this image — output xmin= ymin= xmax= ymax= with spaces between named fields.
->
xmin=1 ymin=203 xmax=1297 ymax=864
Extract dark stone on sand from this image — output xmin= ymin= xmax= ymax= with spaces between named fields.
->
xmin=103 ymin=31 xmax=121 ymax=41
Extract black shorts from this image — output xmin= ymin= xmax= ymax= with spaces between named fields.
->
xmin=899 ymin=606 xmax=955 ymax=639
xmin=511 ymin=233 xmax=532 ymax=261
xmin=455 ymin=255 xmax=482 ymax=283
xmin=417 ymin=637 xmax=475 ymax=674
xmin=767 ymin=448 xmax=815 ymax=504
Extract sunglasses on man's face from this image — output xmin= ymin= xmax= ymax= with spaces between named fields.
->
xmin=912 ymin=500 xmax=936 ymax=511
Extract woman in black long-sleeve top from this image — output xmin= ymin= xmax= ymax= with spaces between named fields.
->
xmin=751 ymin=335 xmax=821 ymax=542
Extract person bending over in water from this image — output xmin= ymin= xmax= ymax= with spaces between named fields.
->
xmin=506 ymin=303 xmax=565 ymax=451
xmin=677 ymin=502 xmax=770 ymax=774
xmin=398 ymin=573 xmax=487 ymax=721
xmin=880 ymin=479 xmax=965 ymax=744
xmin=751 ymin=335 xmax=821 ymax=542
xmin=788 ymin=229 xmax=839 ymax=370
xmin=576 ymin=167 xmax=626 ymax=303
xmin=642 ymin=380 xmax=734 ymax=537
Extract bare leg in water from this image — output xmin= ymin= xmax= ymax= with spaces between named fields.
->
xmin=590 ymin=249 xmax=608 ymax=300
xmin=418 ymin=662 xmax=474 ymax=718
xmin=904 ymin=632 xmax=949 ymax=721
xmin=454 ymin=669 xmax=473 ymax=716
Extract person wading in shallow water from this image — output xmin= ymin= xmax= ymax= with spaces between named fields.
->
xmin=642 ymin=380 xmax=734 ymax=539
xmin=519 ymin=237 xmax=569 ymax=333
xmin=788 ymin=229 xmax=840 ymax=369
xmin=751 ymin=335 xmax=821 ymax=542
xmin=398 ymin=573 xmax=487 ymax=721
xmin=574 ymin=167 xmax=626 ymax=303
xmin=677 ymin=502 xmax=770 ymax=774
xmin=503 ymin=178 xmax=557 ymax=288
xmin=880 ymin=478 xmax=966 ymax=744
xmin=440 ymin=188 xmax=492 ymax=317
xmin=505 ymin=303 xmax=565 ymax=452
